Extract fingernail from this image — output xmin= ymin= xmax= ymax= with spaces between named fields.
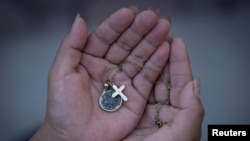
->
xmin=166 ymin=31 xmax=173 ymax=44
xmin=128 ymin=5 xmax=138 ymax=14
xmin=163 ymin=15 xmax=172 ymax=24
xmin=148 ymin=7 xmax=160 ymax=14
xmin=193 ymin=78 xmax=200 ymax=98
xmin=71 ymin=13 xmax=80 ymax=30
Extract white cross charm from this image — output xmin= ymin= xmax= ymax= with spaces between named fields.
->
xmin=111 ymin=84 xmax=128 ymax=101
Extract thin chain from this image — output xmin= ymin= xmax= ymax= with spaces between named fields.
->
xmin=108 ymin=61 xmax=171 ymax=128
xmin=106 ymin=65 xmax=120 ymax=82
xmin=140 ymin=66 xmax=162 ymax=84
xmin=120 ymin=59 xmax=143 ymax=71
xmin=154 ymin=79 xmax=171 ymax=128
xmin=154 ymin=102 xmax=165 ymax=128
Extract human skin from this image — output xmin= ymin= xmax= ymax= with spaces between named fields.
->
xmin=30 ymin=7 xmax=204 ymax=141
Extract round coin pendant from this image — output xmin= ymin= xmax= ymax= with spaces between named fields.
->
xmin=99 ymin=90 xmax=122 ymax=112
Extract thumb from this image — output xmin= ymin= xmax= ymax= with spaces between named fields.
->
xmin=49 ymin=14 xmax=88 ymax=80
xmin=179 ymin=78 xmax=203 ymax=110
xmin=173 ymin=78 xmax=205 ymax=141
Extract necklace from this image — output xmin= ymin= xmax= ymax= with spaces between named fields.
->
xmin=99 ymin=80 xmax=128 ymax=112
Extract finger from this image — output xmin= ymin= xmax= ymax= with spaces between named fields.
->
xmin=170 ymin=79 xmax=204 ymax=141
xmin=49 ymin=15 xmax=88 ymax=81
xmin=169 ymin=38 xmax=193 ymax=107
xmin=133 ymin=41 xmax=170 ymax=99
xmin=121 ymin=18 xmax=170 ymax=78
xmin=104 ymin=9 xmax=158 ymax=64
xmin=148 ymin=90 xmax=156 ymax=104
xmin=152 ymin=31 xmax=173 ymax=103
xmin=80 ymin=53 xmax=113 ymax=83
xmin=84 ymin=7 xmax=135 ymax=57
xmin=137 ymin=104 xmax=179 ymax=128
xmin=166 ymin=31 xmax=173 ymax=44
xmin=154 ymin=63 xmax=170 ymax=103
xmin=146 ymin=79 xmax=204 ymax=141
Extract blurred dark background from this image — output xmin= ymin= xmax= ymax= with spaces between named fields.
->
xmin=1 ymin=0 xmax=250 ymax=141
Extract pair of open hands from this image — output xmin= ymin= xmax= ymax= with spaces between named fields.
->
xmin=30 ymin=7 xmax=204 ymax=141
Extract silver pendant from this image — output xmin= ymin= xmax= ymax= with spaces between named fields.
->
xmin=99 ymin=80 xmax=128 ymax=112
